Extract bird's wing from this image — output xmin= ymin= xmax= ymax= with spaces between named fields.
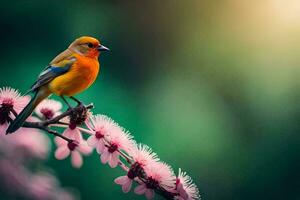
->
xmin=50 ymin=48 xmax=73 ymax=65
xmin=28 ymin=55 xmax=76 ymax=93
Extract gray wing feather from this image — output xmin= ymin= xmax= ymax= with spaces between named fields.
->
xmin=28 ymin=58 xmax=76 ymax=93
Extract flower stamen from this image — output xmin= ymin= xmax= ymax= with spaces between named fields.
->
xmin=67 ymin=141 xmax=78 ymax=151
xmin=40 ymin=108 xmax=54 ymax=119
xmin=0 ymin=100 xmax=14 ymax=124
xmin=108 ymin=143 xmax=118 ymax=153
xmin=95 ymin=131 xmax=104 ymax=139
xmin=146 ymin=177 xmax=159 ymax=189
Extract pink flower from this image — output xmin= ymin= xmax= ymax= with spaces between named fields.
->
xmin=86 ymin=114 xmax=119 ymax=154
xmin=2 ymin=116 xmax=50 ymax=159
xmin=115 ymin=144 xmax=160 ymax=193
xmin=134 ymin=162 xmax=176 ymax=199
xmin=101 ymin=128 xmax=134 ymax=168
xmin=0 ymin=158 xmax=75 ymax=200
xmin=86 ymin=114 xmax=134 ymax=168
xmin=0 ymin=159 xmax=29 ymax=193
xmin=129 ymin=143 xmax=159 ymax=166
xmin=28 ymin=173 xmax=58 ymax=199
xmin=28 ymin=173 xmax=76 ymax=200
xmin=114 ymin=175 xmax=132 ymax=193
xmin=55 ymin=127 xmax=85 ymax=146
xmin=34 ymin=98 xmax=62 ymax=119
xmin=175 ymin=168 xmax=200 ymax=200
xmin=0 ymin=87 xmax=29 ymax=134
xmin=134 ymin=183 xmax=155 ymax=200
xmin=7 ymin=127 xmax=50 ymax=159
xmin=54 ymin=128 xmax=92 ymax=168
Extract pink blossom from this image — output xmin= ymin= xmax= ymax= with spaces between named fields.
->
xmin=114 ymin=175 xmax=132 ymax=193
xmin=54 ymin=128 xmax=92 ymax=168
xmin=55 ymin=127 xmax=86 ymax=147
xmin=86 ymin=114 xmax=118 ymax=154
xmin=175 ymin=168 xmax=200 ymax=200
xmin=100 ymin=144 xmax=120 ymax=168
xmin=0 ymin=87 xmax=30 ymax=113
xmin=86 ymin=114 xmax=134 ymax=168
xmin=101 ymin=128 xmax=134 ymax=168
xmin=0 ymin=159 xmax=28 ymax=194
xmin=134 ymin=183 xmax=155 ymax=200
xmin=0 ymin=116 xmax=49 ymax=160
xmin=34 ymin=98 xmax=62 ymax=119
xmin=134 ymin=162 xmax=176 ymax=199
xmin=129 ymin=143 xmax=159 ymax=167
xmin=7 ymin=127 xmax=50 ymax=159
xmin=28 ymin=173 xmax=58 ymax=199
xmin=0 ymin=87 xmax=30 ymax=134
xmin=29 ymin=174 xmax=76 ymax=200
xmin=115 ymin=144 xmax=160 ymax=193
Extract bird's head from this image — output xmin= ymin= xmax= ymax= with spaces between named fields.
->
xmin=68 ymin=36 xmax=110 ymax=58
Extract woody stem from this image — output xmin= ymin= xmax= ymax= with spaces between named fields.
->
xmin=12 ymin=103 xmax=176 ymax=200
xmin=19 ymin=104 xmax=93 ymax=143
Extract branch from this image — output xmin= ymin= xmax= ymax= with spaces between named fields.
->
xmin=11 ymin=103 xmax=189 ymax=200
xmin=21 ymin=104 xmax=93 ymax=143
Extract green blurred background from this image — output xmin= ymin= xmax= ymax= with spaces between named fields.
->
xmin=0 ymin=0 xmax=299 ymax=199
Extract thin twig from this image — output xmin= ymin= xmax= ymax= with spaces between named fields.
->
xmin=117 ymin=149 xmax=132 ymax=164
xmin=118 ymin=161 xmax=129 ymax=171
xmin=44 ymin=127 xmax=73 ymax=143
xmin=11 ymin=109 xmax=18 ymax=117
xmin=43 ymin=104 xmax=93 ymax=126
xmin=21 ymin=104 xmax=93 ymax=143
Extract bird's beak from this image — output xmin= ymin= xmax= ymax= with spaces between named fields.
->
xmin=98 ymin=45 xmax=110 ymax=52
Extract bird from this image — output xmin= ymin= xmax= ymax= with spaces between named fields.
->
xmin=6 ymin=36 xmax=109 ymax=134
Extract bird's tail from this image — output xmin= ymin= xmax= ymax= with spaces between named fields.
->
xmin=6 ymin=89 xmax=49 ymax=134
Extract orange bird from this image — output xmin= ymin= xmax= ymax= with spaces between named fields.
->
xmin=7 ymin=36 xmax=109 ymax=134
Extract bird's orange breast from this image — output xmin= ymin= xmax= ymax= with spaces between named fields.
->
xmin=49 ymin=54 xmax=100 ymax=96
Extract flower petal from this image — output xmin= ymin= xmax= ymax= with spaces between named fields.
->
xmin=54 ymin=136 xmax=67 ymax=146
xmin=177 ymin=182 xmax=189 ymax=199
xmin=101 ymin=150 xmax=109 ymax=164
xmin=0 ymin=123 xmax=8 ymax=135
xmin=145 ymin=189 xmax=154 ymax=200
xmin=114 ymin=176 xmax=128 ymax=185
xmin=78 ymin=142 xmax=93 ymax=155
xmin=109 ymin=152 xmax=119 ymax=168
xmin=55 ymin=146 xmax=70 ymax=160
xmin=71 ymin=151 xmax=83 ymax=168
xmin=122 ymin=179 xmax=132 ymax=193
xmin=87 ymin=135 xmax=98 ymax=147
xmin=96 ymin=140 xmax=105 ymax=154
xmin=134 ymin=184 xmax=146 ymax=195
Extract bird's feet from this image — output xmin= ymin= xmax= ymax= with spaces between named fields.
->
xmin=70 ymin=96 xmax=84 ymax=107
xmin=69 ymin=103 xmax=89 ymax=127
xmin=60 ymin=96 xmax=73 ymax=111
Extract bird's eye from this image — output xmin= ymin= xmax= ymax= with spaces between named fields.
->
xmin=87 ymin=43 xmax=94 ymax=48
